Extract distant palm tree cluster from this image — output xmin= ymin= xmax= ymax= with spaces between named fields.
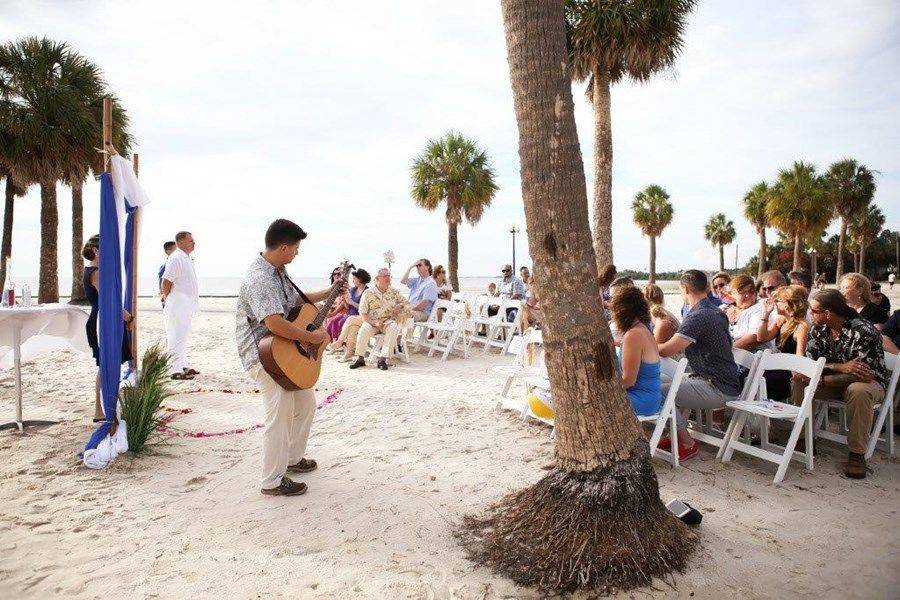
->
xmin=631 ymin=159 xmax=883 ymax=281
xmin=0 ymin=37 xmax=131 ymax=303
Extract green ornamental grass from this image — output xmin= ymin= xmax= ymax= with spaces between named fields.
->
xmin=119 ymin=343 xmax=174 ymax=453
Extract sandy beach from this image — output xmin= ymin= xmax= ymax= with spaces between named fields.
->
xmin=1 ymin=295 xmax=898 ymax=599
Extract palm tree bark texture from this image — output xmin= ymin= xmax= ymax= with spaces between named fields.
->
xmin=39 ymin=180 xmax=59 ymax=303
xmin=458 ymin=1 xmax=696 ymax=594
xmin=0 ymin=176 xmax=16 ymax=289
xmin=592 ymin=70 xmax=614 ymax=269
xmin=70 ymin=183 xmax=86 ymax=302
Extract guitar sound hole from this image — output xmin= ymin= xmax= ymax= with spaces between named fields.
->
xmin=294 ymin=341 xmax=311 ymax=359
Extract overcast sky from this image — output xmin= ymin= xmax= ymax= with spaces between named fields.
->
xmin=1 ymin=0 xmax=898 ymax=281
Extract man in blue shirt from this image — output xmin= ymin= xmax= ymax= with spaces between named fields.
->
xmin=660 ymin=269 xmax=741 ymax=461
xmin=401 ymin=258 xmax=438 ymax=322
xmin=158 ymin=241 xmax=176 ymax=306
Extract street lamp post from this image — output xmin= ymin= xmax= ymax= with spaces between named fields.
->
xmin=509 ymin=223 xmax=520 ymax=273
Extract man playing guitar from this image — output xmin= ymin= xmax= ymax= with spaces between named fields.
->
xmin=235 ymin=218 xmax=345 ymax=496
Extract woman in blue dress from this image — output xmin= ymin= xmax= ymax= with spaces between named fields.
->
xmin=609 ymin=285 xmax=662 ymax=416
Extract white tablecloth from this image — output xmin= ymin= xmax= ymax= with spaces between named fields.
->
xmin=0 ymin=304 xmax=91 ymax=370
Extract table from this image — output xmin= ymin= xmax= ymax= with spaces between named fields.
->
xmin=0 ymin=304 xmax=90 ymax=432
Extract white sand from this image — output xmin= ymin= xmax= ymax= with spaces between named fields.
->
xmin=1 ymin=296 xmax=898 ymax=599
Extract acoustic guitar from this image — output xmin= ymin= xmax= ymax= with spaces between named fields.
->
xmin=258 ymin=261 xmax=353 ymax=390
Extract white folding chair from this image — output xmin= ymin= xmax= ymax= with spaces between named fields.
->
xmin=718 ymin=353 xmax=826 ymax=485
xmin=642 ymin=357 xmax=688 ymax=467
xmin=813 ymin=351 xmax=898 ymax=459
xmin=412 ymin=299 xmax=452 ymax=352
xmin=493 ymin=329 xmax=544 ymax=412
xmin=469 ymin=296 xmax=502 ymax=352
xmin=418 ymin=302 xmax=469 ymax=362
xmin=484 ymin=298 xmax=523 ymax=354
xmin=681 ymin=349 xmax=763 ymax=450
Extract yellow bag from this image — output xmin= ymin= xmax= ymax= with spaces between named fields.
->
xmin=528 ymin=391 xmax=554 ymax=420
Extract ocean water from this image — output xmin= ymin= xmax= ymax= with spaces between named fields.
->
xmin=11 ymin=275 xmax=681 ymax=298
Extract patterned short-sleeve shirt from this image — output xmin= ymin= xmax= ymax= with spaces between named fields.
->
xmin=806 ymin=317 xmax=887 ymax=389
xmin=359 ymin=286 xmax=410 ymax=322
xmin=675 ymin=296 xmax=741 ymax=396
xmin=235 ymin=255 xmax=302 ymax=370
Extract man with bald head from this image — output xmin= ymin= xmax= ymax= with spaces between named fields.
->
xmin=349 ymin=268 xmax=411 ymax=371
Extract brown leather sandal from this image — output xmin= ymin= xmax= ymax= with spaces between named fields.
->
xmin=287 ymin=458 xmax=318 ymax=474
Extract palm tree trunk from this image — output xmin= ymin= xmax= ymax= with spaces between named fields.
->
xmin=38 ymin=180 xmax=59 ymax=304
xmin=792 ymin=234 xmax=801 ymax=271
xmin=648 ymin=235 xmax=656 ymax=284
xmin=70 ymin=183 xmax=86 ymax=303
xmin=853 ymin=251 xmax=859 ymax=273
xmin=0 ymin=178 xmax=14 ymax=290
xmin=836 ymin=219 xmax=847 ymax=281
xmin=718 ymin=243 xmax=725 ymax=271
xmin=591 ymin=70 xmax=614 ymax=271
xmin=757 ymin=227 xmax=766 ymax=279
xmin=460 ymin=1 xmax=696 ymax=593
xmin=859 ymin=242 xmax=867 ymax=277
xmin=447 ymin=221 xmax=460 ymax=292
xmin=810 ymin=250 xmax=818 ymax=280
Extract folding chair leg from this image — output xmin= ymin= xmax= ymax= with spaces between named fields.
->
xmin=717 ymin=413 xmax=742 ymax=460
xmin=669 ymin=412 xmax=679 ymax=468
xmin=774 ymin=417 xmax=805 ymax=485
xmin=804 ymin=414 xmax=814 ymax=471
xmin=722 ymin=412 xmax=749 ymax=462
xmin=866 ymin=401 xmax=893 ymax=460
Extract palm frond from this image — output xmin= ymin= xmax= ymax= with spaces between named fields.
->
xmin=119 ymin=343 xmax=175 ymax=453
xmin=631 ymin=183 xmax=673 ymax=237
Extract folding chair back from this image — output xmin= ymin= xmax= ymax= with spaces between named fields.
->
xmin=733 ymin=348 xmax=764 ymax=403
xmin=644 ymin=357 xmax=688 ymax=467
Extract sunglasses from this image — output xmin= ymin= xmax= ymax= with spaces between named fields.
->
xmin=761 ymin=285 xmax=778 ymax=292
xmin=502 ymin=269 xmax=511 ymax=273
xmin=810 ymin=307 xmax=826 ymax=314
xmin=713 ymin=282 xmax=728 ymax=290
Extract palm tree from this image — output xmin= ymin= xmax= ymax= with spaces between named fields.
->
xmin=461 ymin=1 xmax=695 ymax=594
xmin=0 ymin=168 xmax=25 ymax=290
xmin=631 ymin=184 xmax=673 ymax=283
xmin=849 ymin=204 xmax=885 ymax=277
xmin=766 ymin=161 xmax=832 ymax=271
xmin=565 ymin=0 xmax=697 ymax=270
xmin=0 ymin=37 xmax=130 ymax=303
xmin=704 ymin=213 xmax=736 ymax=271
xmin=825 ymin=159 xmax=876 ymax=281
xmin=743 ymin=181 xmax=770 ymax=278
xmin=410 ymin=132 xmax=498 ymax=291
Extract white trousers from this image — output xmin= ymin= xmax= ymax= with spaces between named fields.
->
xmin=354 ymin=321 xmax=401 ymax=358
xmin=164 ymin=301 xmax=194 ymax=375
xmin=250 ymin=364 xmax=317 ymax=489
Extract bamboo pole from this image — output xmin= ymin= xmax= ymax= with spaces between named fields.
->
xmin=102 ymin=98 xmax=112 ymax=172
xmin=131 ymin=154 xmax=139 ymax=367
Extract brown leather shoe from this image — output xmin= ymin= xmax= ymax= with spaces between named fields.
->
xmin=287 ymin=458 xmax=318 ymax=474
xmin=844 ymin=452 xmax=867 ymax=479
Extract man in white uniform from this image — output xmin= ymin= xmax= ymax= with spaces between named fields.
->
xmin=161 ymin=231 xmax=200 ymax=379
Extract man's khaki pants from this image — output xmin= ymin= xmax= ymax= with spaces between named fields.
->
xmin=795 ymin=378 xmax=884 ymax=454
xmin=249 ymin=364 xmax=316 ymax=490
xmin=354 ymin=321 xmax=401 ymax=358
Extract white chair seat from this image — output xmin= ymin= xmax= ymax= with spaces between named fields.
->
xmin=523 ymin=375 xmax=550 ymax=390
xmin=637 ymin=413 xmax=660 ymax=423
xmin=491 ymin=365 xmax=542 ymax=378
xmin=726 ymin=399 xmax=801 ymax=420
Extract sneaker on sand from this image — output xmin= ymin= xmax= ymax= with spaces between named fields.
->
xmin=287 ymin=458 xmax=317 ymax=474
xmin=377 ymin=358 xmax=389 ymax=370
xmin=261 ymin=476 xmax=307 ymax=496
xmin=349 ymin=356 xmax=366 ymax=369
xmin=844 ymin=452 xmax=867 ymax=479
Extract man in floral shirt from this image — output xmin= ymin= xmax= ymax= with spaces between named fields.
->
xmin=349 ymin=268 xmax=411 ymax=371
xmin=803 ymin=289 xmax=886 ymax=479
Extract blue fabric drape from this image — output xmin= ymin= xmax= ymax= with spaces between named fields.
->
xmin=85 ymin=173 xmax=123 ymax=451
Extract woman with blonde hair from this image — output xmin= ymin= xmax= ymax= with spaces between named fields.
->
xmin=433 ymin=265 xmax=453 ymax=300
xmin=840 ymin=272 xmax=888 ymax=325
xmin=642 ymin=283 xmax=679 ymax=345
xmin=756 ymin=284 xmax=810 ymax=400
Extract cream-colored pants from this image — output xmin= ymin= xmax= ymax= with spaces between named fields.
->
xmin=249 ymin=364 xmax=316 ymax=489
xmin=354 ymin=321 xmax=401 ymax=358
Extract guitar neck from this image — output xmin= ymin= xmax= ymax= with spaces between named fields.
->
xmin=310 ymin=266 xmax=351 ymax=329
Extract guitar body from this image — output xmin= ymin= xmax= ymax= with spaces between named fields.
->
xmin=258 ymin=303 xmax=326 ymax=391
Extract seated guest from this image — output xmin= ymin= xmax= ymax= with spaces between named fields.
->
xmin=643 ymin=284 xmax=680 ymax=345
xmin=788 ymin=268 xmax=813 ymax=293
xmin=522 ymin=275 xmax=543 ymax=329
xmin=840 ymin=272 xmax=888 ymax=326
xmin=401 ymin=259 xmax=438 ymax=322
xmin=433 ymin=265 xmax=453 ymax=300
xmin=488 ymin=264 xmax=526 ymax=321
xmin=349 ymin=269 xmax=411 ymax=371
xmin=519 ymin=266 xmax=531 ymax=284
xmin=732 ymin=270 xmax=786 ymax=350
xmin=327 ymin=268 xmax=370 ymax=356
xmin=711 ymin=271 xmax=735 ymax=306
xmin=598 ymin=263 xmax=617 ymax=303
xmin=324 ymin=267 xmax=348 ymax=323
xmin=724 ymin=274 xmax=757 ymax=326
xmin=609 ymin=276 xmax=634 ymax=295
xmin=611 ymin=286 xmax=662 ymax=417
xmin=798 ymin=289 xmax=887 ymax=479
xmin=658 ymin=270 xmax=742 ymax=460
xmin=871 ymin=283 xmax=891 ymax=320
xmin=755 ymin=285 xmax=810 ymax=400
xmin=882 ymin=309 xmax=900 ymax=354
xmin=486 ymin=282 xmax=497 ymax=296
xmin=815 ymin=272 xmax=827 ymax=289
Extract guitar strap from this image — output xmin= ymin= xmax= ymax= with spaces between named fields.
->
xmin=280 ymin=269 xmax=313 ymax=306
